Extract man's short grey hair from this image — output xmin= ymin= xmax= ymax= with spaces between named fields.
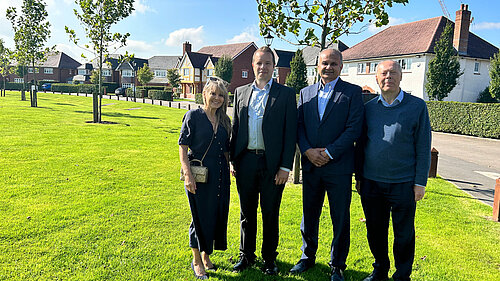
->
xmin=376 ymin=60 xmax=402 ymax=74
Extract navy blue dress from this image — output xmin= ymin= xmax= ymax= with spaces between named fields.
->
xmin=179 ymin=108 xmax=230 ymax=255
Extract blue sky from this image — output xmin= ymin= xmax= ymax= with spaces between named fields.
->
xmin=1 ymin=0 xmax=499 ymax=63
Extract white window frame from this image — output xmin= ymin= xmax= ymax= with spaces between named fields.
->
xmin=122 ymin=83 xmax=134 ymax=88
xmin=78 ymin=69 xmax=87 ymax=75
xmin=242 ymin=70 xmax=248 ymax=78
xmin=154 ymin=70 xmax=166 ymax=77
xmin=341 ymin=64 xmax=348 ymax=74
xmin=28 ymin=67 xmax=39 ymax=73
xmin=183 ymin=68 xmax=190 ymax=76
xmin=398 ymin=58 xmax=412 ymax=71
xmin=122 ymin=70 xmax=133 ymax=77
xmin=272 ymin=69 xmax=278 ymax=78
xmin=14 ymin=78 xmax=24 ymax=83
xmin=207 ymin=69 xmax=214 ymax=77
xmin=102 ymin=69 xmax=112 ymax=77
xmin=307 ymin=66 xmax=316 ymax=77
xmin=357 ymin=63 xmax=365 ymax=74
xmin=44 ymin=68 xmax=53 ymax=74
xmin=474 ymin=62 xmax=480 ymax=74
xmin=369 ymin=62 xmax=378 ymax=73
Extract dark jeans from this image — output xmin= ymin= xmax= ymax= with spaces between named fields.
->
xmin=235 ymin=151 xmax=284 ymax=262
xmin=300 ymin=167 xmax=352 ymax=270
xmin=360 ymin=179 xmax=416 ymax=281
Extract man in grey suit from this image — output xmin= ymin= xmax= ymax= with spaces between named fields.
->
xmin=230 ymin=46 xmax=297 ymax=275
xmin=290 ymin=49 xmax=364 ymax=281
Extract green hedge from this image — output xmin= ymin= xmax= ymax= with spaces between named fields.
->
xmin=125 ymin=88 xmax=143 ymax=97
xmin=1 ymin=82 xmax=26 ymax=90
xmin=426 ymin=101 xmax=500 ymax=139
xmin=148 ymin=90 xmax=172 ymax=101
xmin=51 ymin=83 xmax=98 ymax=94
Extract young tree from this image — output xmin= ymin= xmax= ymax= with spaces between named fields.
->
xmin=257 ymin=0 xmax=409 ymax=50
xmin=137 ymin=63 xmax=154 ymax=85
xmin=0 ymin=39 xmax=13 ymax=97
xmin=214 ymin=55 xmax=233 ymax=83
xmin=285 ymin=49 xmax=308 ymax=94
xmin=7 ymin=0 xmax=52 ymax=107
xmin=167 ymin=68 xmax=181 ymax=90
xmin=16 ymin=64 xmax=28 ymax=101
xmin=66 ymin=0 xmax=134 ymax=123
xmin=425 ymin=23 xmax=463 ymax=101
xmin=489 ymin=51 xmax=500 ymax=100
xmin=90 ymin=69 xmax=100 ymax=85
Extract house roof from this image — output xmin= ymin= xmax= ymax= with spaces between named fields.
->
xmin=197 ymin=42 xmax=257 ymax=59
xmin=36 ymin=52 xmax=81 ymax=69
xmin=274 ymin=49 xmax=295 ymax=68
xmin=116 ymin=58 xmax=148 ymax=71
xmin=90 ymin=57 xmax=120 ymax=70
xmin=342 ymin=16 xmax=499 ymax=61
xmin=185 ymin=52 xmax=212 ymax=69
xmin=302 ymin=41 xmax=349 ymax=66
xmin=148 ymin=56 xmax=181 ymax=69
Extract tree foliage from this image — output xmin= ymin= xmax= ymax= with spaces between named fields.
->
xmin=0 ymin=39 xmax=13 ymax=97
xmin=167 ymin=68 xmax=181 ymax=89
xmin=476 ymin=86 xmax=498 ymax=103
xmin=425 ymin=23 xmax=463 ymax=101
xmin=7 ymin=0 xmax=52 ymax=107
xmin=257 ymin=0 xmax=409 ymax=50
xmin=489 ymin=51 xmax=500 ymax=100
xmin=214 ymin=55 xmax=233 ymax=83
xmin=65 ymin=0 xmax=134 ymax=123
xmin=285 ymin=49 xmax=308 ymax=94
xmin=137 ymin=63 xmax=154 ymax=85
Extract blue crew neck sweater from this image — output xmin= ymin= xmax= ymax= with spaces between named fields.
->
xmin=362 ymin=92 xmax=431 ymax=186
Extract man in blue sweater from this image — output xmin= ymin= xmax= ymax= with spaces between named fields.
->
xmin=355 ymin=60 xmax=431 ymax=281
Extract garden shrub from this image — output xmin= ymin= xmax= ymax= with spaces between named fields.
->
xmin=195 ymin=93 xmax=204 ymax=104
xmin=426 ymin=101 xmax=500 ymax=139
xmin=148 ymin=90 xmax=172 ymax=101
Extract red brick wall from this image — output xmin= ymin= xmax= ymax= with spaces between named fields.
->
xmin=229 ymin=45 xmax=257 ymax=93
xmin=276 ymin=67 xmax=291 ymax=84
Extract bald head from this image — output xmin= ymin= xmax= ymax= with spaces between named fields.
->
xmin=317 ymin=49 xmax=343 ymax=84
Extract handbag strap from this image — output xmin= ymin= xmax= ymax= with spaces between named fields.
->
xmin=198 ymin=130 xmax=215 ymax=164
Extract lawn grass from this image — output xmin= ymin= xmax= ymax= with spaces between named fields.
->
xmin=1 ymin=91 xmax=499 ymax=280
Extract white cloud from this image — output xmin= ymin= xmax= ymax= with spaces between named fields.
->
xmin=165 ymin=26 xmax=204 ymax=48
xmin=472 ymin=22 xmax=500 ymax=31
xmin=121 ymin=39 xmax=156 ymax=58
xmin=226 ymin=32 xmax=259 ymax=44
xmin=368 ymin=17 xmax=406 ymax=33
xmin=132 ymin=0 xmax=155 ymax=15
xmin=55 ymin=43 xmax=91 ymax=64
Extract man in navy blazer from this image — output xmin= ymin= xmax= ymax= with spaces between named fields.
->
xmin=230 ymin=46 xmax=297 ymax=275
xmin=290 ymin=49 xmax=364 ymax=281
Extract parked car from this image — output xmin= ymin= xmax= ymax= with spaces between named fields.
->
xmin=115 ymin=87 xmax=126 ymax=95
xmin=41 ymin=83 xmax=52 ymax=91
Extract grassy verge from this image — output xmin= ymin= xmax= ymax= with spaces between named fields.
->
xmin=0 ymin=91 xmax=499 ymax=280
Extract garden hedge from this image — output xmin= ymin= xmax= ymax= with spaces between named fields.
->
xmin=148 ymin=90 xmax=172 ymax=101
xmin=51 ymin=84 xmax=99 ymax=94
xmin=426 ymin=101 xmax=500 ymax=139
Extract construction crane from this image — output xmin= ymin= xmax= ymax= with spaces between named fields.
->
xmin=438 ymin=0 xmax=451 ymax=19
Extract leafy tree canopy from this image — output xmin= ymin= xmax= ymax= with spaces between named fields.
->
xmin=489 ymin=51 xmax=500 ymax=100
xmin=137 ymin=63 xmax=154 ymax=85
xmin=167 ymin=68 xmax=181 ymax=89
xmin=285 ymin=49 xmax=308 ymax=94
xmin=425 ymin=23 xmax=463 ymax=101
xmin=214 ymin=55 xmax=233 ymax=83
xmin=257 ymin=0 xmax=409 ymax=50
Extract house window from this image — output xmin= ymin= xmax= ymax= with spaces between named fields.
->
xmin=102 ymin=69 xmax=111 ymax=77
xmin=272 ymin=69 xmax=278 ymax=78
xmin=369 ymin=62 xmax=378 ymax=73
xmin=155 ymin=70 xmax=166 ymax=77
xmin=341 ymin=64 xmax=348 ymax=74
xmin=14 ymin=78 xmax=24 ymax=83
xmin=44 ymin=68 xmax=53 ymax=74
xmin=307 ymin=66 xmax=316 ymax=77
xmin=28 ymin=67 xmax=39 ymax=73
xmin=78 ymin=69 xmax=87 ymax=75
xmin=206 ymin=69 xmax=214 ymax=77
xmin=122 ymin=83 xmax=134 ymax=88
xmin=474 ymin=62 xmax=480 ymax=73
xmin=398 ymin=58 xmax=412 ymax=70
xmin=357 ymin=63 xmax=365 ymax=74
xmin=195 ymin=69 xmax=200 ymax=75
xmin=183 ymin=68 xmax=190 ymax=76
xmin=122 ymin=70 xmax=133 ymax=77
xmin=242 ymin=70 xmax=248 ymax=78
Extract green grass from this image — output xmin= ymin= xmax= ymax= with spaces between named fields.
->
xmin=1 ymin=91 xmax=499 ymax=280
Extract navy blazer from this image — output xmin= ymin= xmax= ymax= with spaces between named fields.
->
xmin=297 ymin=78 xmax=364 ymax=174
xmin=230 ymin=81 xmax=297 ymax=174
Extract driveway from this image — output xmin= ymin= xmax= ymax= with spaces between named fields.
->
xmin=431 ymin=132 xmax=500 ymax=206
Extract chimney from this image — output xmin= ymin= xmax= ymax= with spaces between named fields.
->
xmin=183 ymin=41 xmax=191 ymax=55
xmin=453 ymin=4 xmax=471 ymax=55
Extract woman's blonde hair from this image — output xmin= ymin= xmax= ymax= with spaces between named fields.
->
xmin=202 ymin=77 xmax=231 ymax=134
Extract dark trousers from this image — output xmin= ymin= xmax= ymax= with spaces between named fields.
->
xmin=360 ymin=179 xmax=416 ymax=281
xmin=300 ymin=167 xmax=352 ymax=270
xmin=235 ymin=151 xmax=284 ymax=262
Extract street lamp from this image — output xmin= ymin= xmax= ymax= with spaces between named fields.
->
xmin=264 ymin=31 xmax=274 ymax=47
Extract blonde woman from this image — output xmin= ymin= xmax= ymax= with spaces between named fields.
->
xmin=179 ymin=77 xmax=231 ymax=279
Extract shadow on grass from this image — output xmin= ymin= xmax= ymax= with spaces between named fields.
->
xmin=74 ymin=110 xmax=160 ymax=120
xmin=209 ymin=260 xmax=370 ymax=281
xmin=54 ymin=102 xmax=77 ymax=106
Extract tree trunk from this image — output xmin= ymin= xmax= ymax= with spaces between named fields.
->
xmin=31 ymin=60 xmax=37 ymax=107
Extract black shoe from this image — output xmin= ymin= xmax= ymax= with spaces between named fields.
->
xmin=289 ymin=259 xmax=314 ymax=274
xmin=362 ymin=271 xmax=389 ymax=281
xmin=233 ymin=255 xmax=254 ymax=272
xmin=330 ymin=267 xmax=344 ymax=281
xmin=262 ymin=260 xmax=279 ymax=275
xmin=191 ymin=262 xmax=208 ymax=280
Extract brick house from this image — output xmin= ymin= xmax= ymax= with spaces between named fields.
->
xmin=272 ymin=49 xmax=296 ymax=84
xmin=177 ymin=42 xmax=258 ymax=98
xmin=73 ymin=55 xmax=121 ymax=84
xmin=115 ymin=58 xmax=148 ymax=89
xmin=340 ymin=4 xmax=498 ymax=102
xmin=3 ymin=51 xmax=80 ymax=84
xmin=147 ymin=55 xmax=181 ymax=87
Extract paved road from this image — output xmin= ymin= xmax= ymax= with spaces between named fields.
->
xmin=431 ymin=132 xmax=500 ymax=206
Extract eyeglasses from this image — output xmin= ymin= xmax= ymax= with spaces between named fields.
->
xmin=205 ymin=76 xmax=228 ymax=87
